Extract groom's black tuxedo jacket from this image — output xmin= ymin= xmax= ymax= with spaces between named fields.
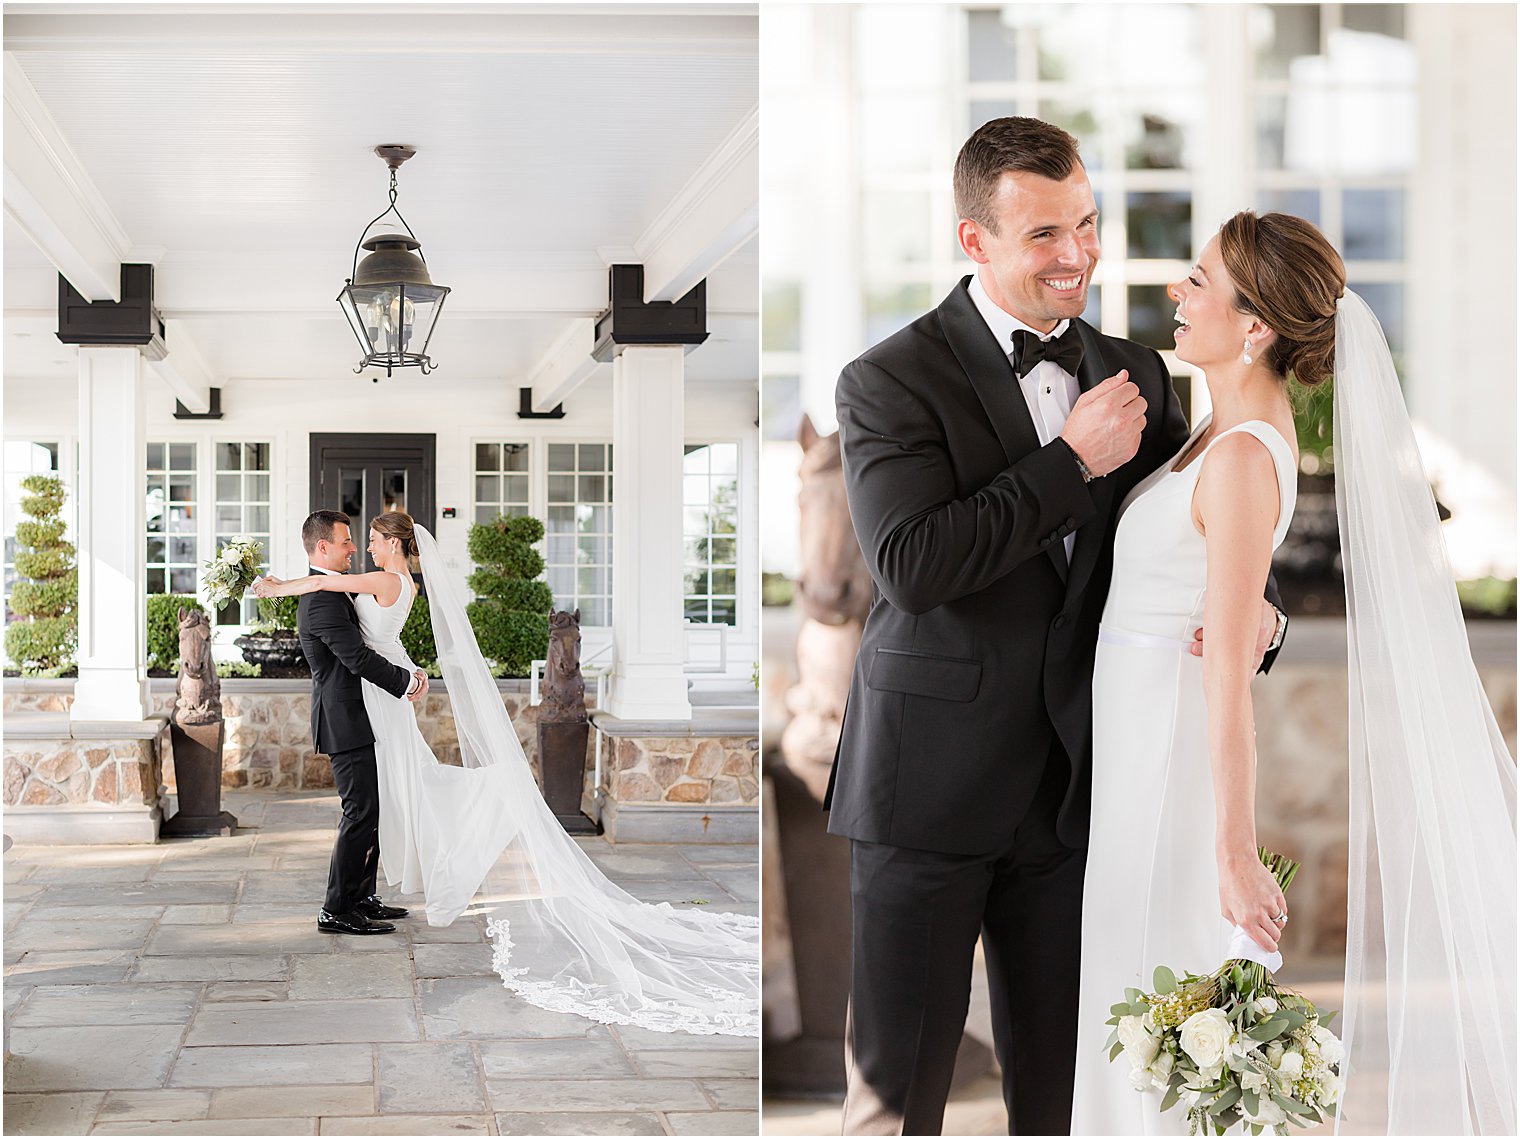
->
xmin=827 ymin=278 xmax=1282 ymax=856
xmin=298 ymin=567 xmax=412 ymax=756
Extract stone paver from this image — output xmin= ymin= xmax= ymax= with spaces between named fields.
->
xmin=318 ymin=1116 xmax=491 ymax=1135
xmin=3 ymin=1092 xmax=107 ymax=1134
xmin=377 ymin=1041 xmax=486 ymax=1114
xmin=494 ymin=1112 xmax=665 ymax=1136
xmin=5 ymin=1025 xmax=183 ymax=1091
xmin=168 ymin=1044 xmax=374 ymax=1088
xmin=3 ymin=789 xmax=758 ymax=1135
xmin=668 ymin=1109 xmax=761 ymax=1135
xmin=207 ymin=1084 xmax=374 ymax=1119
xmin=184 ymin=997 xmax=419 ymax=1046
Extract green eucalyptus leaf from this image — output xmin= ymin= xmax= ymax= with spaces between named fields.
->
xmin=1154 ymin=964 xmax=1178 ymax=994
xmin=1109 ymin=1040 xmax=1125 ymax=1062
xmin=1160 ymin=1084 xmax=1181 ymax=1112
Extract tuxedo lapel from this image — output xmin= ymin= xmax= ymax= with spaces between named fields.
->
xmin=1064 ymin=321 xmax=1118 ymax=603
xmin=938 ymin=280 xmax=1067 ymax=582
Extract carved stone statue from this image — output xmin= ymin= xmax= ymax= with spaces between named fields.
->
xmin=542 ymin=608 xmax=588 ymax=724
xmin=174 ymin=607 xmax=223 ymax=725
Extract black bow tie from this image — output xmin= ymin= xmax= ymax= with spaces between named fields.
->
xmin=1011 ymin=325 xmax=1083 ymax=380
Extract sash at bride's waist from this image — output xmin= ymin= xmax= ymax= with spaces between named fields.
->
xmin=1097 ymin=624 xmax=1194 ymax=651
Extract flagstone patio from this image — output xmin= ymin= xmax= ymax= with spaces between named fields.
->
xmin=3 ymin=791 xmax=759 ymax=1136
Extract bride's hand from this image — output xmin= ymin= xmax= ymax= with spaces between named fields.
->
xmin=1218 ymin=851 xmax=1287 ymax=954
xmin=252 ymin=576 xmax=282 ymax=597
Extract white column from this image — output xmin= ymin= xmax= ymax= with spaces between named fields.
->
xmin=72 ymin=346 xmax=149 ymax=722
xmin=608 ymin=344 xmax=692 ymax=721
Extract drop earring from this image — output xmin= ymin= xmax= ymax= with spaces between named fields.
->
xmin=1242 ymin=338 xmax=1253 ymax=365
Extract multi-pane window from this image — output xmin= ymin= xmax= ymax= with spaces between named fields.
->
xmin=214 ymin=442 xmax=272 ymax=625
xmin=5 ymin=440 xmax=62 ymax=615
xmin=473 ymin=443 xmax=531 ymax=522
xmin=1249 ymin=3 xmax=1412 ymax=366
xmin=545 ymin=444 xmax=613 ymax=627
xmin=682 ymin=444 xmax=740 ymax=626
xmin=146 ymin=442 xmax=198 ymax=596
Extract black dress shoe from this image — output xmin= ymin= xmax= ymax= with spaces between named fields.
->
xmin=356 ymin=895 xmax=409 ymax=921
xmin=317 ymin=908 xmax=396 ymax=935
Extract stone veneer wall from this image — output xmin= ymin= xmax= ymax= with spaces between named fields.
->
xmin=3 ymin=681 xmax=585 ymax=794
xmin=609 ymin=735 xmax=761 ymax=807
xmin=5 ymin=726 xmax=165 ymax=811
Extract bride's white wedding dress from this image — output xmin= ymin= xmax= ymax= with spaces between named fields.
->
xmin=1071 ymin=418 xmax=1297 ymax=1135
xmin=350 ymin=534 xmax=759 ymax=1037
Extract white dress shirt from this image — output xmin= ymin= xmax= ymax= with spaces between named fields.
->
xmin=968 ymin=273 xmax=1081 ymax=560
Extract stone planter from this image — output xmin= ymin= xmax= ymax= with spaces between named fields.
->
xmin=233 ymin=632 xmax=307 ymax=675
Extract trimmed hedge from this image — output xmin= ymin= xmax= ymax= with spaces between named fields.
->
xmin=254 ymin=594 xmax=298 ymax=633
xmin=466 ymin=513 xmax=550 ymax=677
xmin=401 ymin=593 xmax=440 ymax=677
xmin=146 ymin=594 xmax=205 ymax=673
xmin=5 ymin=474 xmax=76 ymax=675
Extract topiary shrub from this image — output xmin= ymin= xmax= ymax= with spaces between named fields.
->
xmin=5 ymin=475 xmax=77 ymax=676
xmin=146 ymin=594 xmax=204 ymax=673
xmin=465 ymin=514 xmax=551 ymax=678
xmin=253 ymin=595 xmax=298 ymax=635
xmin=401 ymin=593 xmax=441 ymax=677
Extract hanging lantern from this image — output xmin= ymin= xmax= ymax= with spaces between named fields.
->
xmin=337 ymin=145 xmax=450 ymax=380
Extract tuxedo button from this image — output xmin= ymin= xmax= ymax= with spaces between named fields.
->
xmin=1052 ymin=614 xmax=1069 ymax=630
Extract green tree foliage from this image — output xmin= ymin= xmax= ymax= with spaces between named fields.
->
xmin=5 ymin=476 xmax=77 ymax=675
xmin=465 ymin=514 xmax=551 ymax=677
xmin=401 ymin=593 xmax=441 ymax=677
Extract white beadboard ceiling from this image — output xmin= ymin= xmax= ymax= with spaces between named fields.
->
xmin=2 ymin=3 xmax=758 ymax=388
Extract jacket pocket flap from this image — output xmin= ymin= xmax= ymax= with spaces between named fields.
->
xmin=867 ymin=648 xmax=981 ymax=702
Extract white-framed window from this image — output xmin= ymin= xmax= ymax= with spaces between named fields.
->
xmin=682 ymin=443 xmax=740 ymax=626
xmin=765 ymin=3 xmax=1417 ymax=433
xmin=473 ymin=442 xmax=532 ymax=522
xmin=545 ymin=443 xmax=613 ymax=627
xmin=4 ymin=440 xmax=63 ymax=617
xmin=145 ymin=441 xmax=199 ymax=596
xmin=213 ymin=441 xmax=273 ymax=626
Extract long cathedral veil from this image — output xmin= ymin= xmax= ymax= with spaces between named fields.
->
xmin=412 ymin=524 xmax=759 ymax=1036
xmin=1332 ymin=290 xmax=1516 ymax=1132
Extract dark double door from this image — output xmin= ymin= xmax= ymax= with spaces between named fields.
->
xmin=309 ymin=433 xmax=435 ymax=575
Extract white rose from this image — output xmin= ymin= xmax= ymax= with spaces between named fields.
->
xmin=1117 ymin=1015 xmax=1160 ymax=1067
xmin=221 ymin=546 xmax=242 ymax=565
xmin=1148 ymin=1050 xmax=1175 ymax=1082
xmin=1311 ymin=1025 xmax=1345 ymax=1066
xmin=1253 ymin=994 xmax=1279 ymax=1017
xmin=1277 ymin=1049 xmax=1304 ymax=1080
xmin=1244 ymin=1097 xmax=1287 ymax=1127
xmin=1178 ymin=1008 xmax=1232 ymax=1072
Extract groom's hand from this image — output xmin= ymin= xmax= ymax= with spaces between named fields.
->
xmin=406 ymin=669 xmax=429 ymax=702
xmin=1060 ymin=370 xmax=1145 ymax=478
xmin=1190 ymin=601 xmax=1279 ymax=669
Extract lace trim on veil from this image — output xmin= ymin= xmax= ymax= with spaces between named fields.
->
xmin=486 ymin=914 xmax=762 ymax=1037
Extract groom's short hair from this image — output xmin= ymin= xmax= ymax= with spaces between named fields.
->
xmin=302 ymin=510 xmax=351 ymax=555
xmin=954 ymin=116 xmax=1084 ymax=234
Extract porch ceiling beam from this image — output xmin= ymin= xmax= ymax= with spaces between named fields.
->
xmin=145 ymin=320 xmax=215 ymax=414
xmin=2 ymin=11 xmax=757 ymax=56
xmin=635 ymin=105 xmax=759 ymax=304
xmin=524 ymin=317 xmax=605 ymax=413
xmin=3 ymin=53 xmax=131 ymax=301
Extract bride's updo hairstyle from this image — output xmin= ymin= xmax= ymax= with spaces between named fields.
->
xmin=1218 ymin=210 xmax=1346 ymax=388
xmin=369 ymin=510 xmax=419 ymax=559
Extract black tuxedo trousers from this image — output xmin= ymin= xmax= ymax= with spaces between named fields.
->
xmin=297 ymin=575 xmax=411 ymax=915
xmin=830 ymin=280 xmax=1225 ymax=1135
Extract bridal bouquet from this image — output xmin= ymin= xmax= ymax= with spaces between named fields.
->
xmin=202 ymin=536 xmax=264 ymax=612
xmin=1105 ymin=849 xmax=1344 ymax=1136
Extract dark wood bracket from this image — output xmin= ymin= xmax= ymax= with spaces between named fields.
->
xmin=56 ymin=264 xmax=167 ymax=359
xmin=590 ymin=264 xmax=709 ymax=363
xmin=518 ymin=388 xmax=566 ymax=419
xmin=173 ymin=387 xmax=223 ymax=420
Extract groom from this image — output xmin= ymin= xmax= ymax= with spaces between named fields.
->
xmin=828 ymin=117 xmax=1286 ymax=1134
xmin=298 ymin=509 xmax=428 ymax=936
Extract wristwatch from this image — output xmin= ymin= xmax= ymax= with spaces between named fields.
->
xmin=1266 ymin=607 xmax=1288 ymax=653
xmin=1059 ymin=437 xmax=1096 ymax=483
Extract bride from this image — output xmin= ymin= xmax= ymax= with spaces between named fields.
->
xmin=253 ymin=513 xmax=759 ymax=1037
xmin=1071 ymin=211 xmax=1515 ymax=1133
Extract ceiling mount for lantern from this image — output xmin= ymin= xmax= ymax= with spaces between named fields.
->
xmin=337 ymin=145 xmax=450 ymax=381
